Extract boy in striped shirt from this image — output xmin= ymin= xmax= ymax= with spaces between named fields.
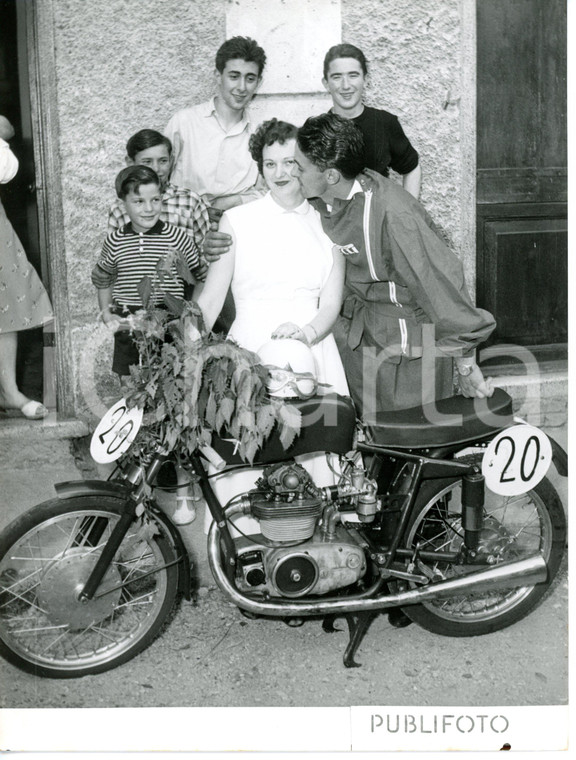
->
xmin=92 ymin=164 xmax=205 ymax=377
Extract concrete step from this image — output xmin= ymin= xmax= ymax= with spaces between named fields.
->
xmin=492 ymin=370 xmax=567 ymax=429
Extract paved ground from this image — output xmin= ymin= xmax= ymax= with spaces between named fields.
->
xmin=0 ymin=558 xmax=568 ymax=711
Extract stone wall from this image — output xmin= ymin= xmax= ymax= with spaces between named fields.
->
xmin=44 ymin=0 xmax=473 ymax=420
xmin=342 ymin=0 xmax=470 ymax=255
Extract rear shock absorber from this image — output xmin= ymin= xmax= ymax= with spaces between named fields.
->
xmin=461 ymin=470 xmax=485 ymax=556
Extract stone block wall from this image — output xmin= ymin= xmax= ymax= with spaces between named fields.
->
xmin=44 ymin=0 xmax=472 ymax=421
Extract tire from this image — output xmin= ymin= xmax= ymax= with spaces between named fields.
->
xmin=400 ymin=461 xmax=566 ymax=637
xmin=0 ymin=495 xmax=180 ymax=678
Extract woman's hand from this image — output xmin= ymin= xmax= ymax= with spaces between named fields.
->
xmin=271 ymin=322 xmax=307 ymax=342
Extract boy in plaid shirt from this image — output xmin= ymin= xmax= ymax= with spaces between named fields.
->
xmin=108 ymin=129 xmax=210 ymax=250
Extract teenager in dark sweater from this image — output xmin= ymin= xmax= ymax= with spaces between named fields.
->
xmin=322 ymin=43 xmax=421 ymax=198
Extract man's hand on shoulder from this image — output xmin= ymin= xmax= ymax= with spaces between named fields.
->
xmin=211 ymin=194 xmax=244 ymax=212
xmin=202 ymin=222 xmax=232 ymax=262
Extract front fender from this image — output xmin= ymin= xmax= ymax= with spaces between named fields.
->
xmin=55 ymin=479 xmax=132 ymax=500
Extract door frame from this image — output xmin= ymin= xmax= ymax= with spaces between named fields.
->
xmin=22 ymin=0 xmax=75 ymax=417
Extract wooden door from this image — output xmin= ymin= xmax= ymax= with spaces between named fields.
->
xmin=476 ymin=0 xmax=567 ymax=356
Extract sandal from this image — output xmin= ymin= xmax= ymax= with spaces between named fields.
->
xmin=20 ymin=400 xmax=49 ymax=420
xmin=0 ymin=399 xmax=49 ymax=420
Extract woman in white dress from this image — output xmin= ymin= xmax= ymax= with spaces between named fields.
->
xmin=196 ymin=118 xmax=347 ymax=395
xmin=194 ymin=119 xmax=349 ymax=530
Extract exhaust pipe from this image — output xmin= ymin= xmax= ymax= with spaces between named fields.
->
xmin=207 ymin=506 xmax=548 ymax=618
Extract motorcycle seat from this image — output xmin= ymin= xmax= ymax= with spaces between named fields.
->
xmin=210 ymin=392 xmax=357 ymax=465
xmin=364 ymin=388 xmax=514 ymax=449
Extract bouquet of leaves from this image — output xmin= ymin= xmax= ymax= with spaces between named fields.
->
xmin=120 ymin=250 xmax=302 ymax=466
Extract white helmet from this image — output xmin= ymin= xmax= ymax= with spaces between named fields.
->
xmin=257 ymin=338 xmax=318 ymax=399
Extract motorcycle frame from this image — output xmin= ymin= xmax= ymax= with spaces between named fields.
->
xmin=67 ymin=426 xmax=565 ymax=605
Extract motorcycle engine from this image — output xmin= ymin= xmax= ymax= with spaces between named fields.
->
xmin=235 ymin=462 xmax=367 ymax=598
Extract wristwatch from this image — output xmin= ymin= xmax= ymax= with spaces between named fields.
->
xmin=457 ymin=363 xmax=475 ymax=377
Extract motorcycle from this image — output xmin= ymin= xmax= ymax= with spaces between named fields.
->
xmin=0 ymin=386 xmax=567 ymax=678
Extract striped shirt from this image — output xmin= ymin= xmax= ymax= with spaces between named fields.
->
xmin=107 ymin=183 xmax=210 ymax=248
xmin=92 ymin=220 xmax=202 ymax=307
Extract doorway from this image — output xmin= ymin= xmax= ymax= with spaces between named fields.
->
xmin=0 ymin=0 xmax=54 ymax=407
xmin=476 ymin=0 xmax=567 ymax=370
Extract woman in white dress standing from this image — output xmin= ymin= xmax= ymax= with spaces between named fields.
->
xmin=195 ymin=118 xmax=349 ymax=529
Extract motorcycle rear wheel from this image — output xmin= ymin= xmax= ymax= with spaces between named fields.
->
xmin=401 ymin=467 xmax=566 ymax=636
xmin=0 ymin=496 xmax=179 ymax=678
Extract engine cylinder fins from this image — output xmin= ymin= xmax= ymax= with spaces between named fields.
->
xmin=259 ymin=516 xmax=317 ymax=542
xmin=271 ymin=553 xmax=319 ymax=597
xmin=251 ymin=497 xmax=322 ymax=521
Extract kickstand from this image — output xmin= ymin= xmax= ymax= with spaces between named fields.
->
xmin=322 ymin=611 xmax=378 ymax=667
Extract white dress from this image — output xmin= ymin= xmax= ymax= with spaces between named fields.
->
xmin=226 ymin=192 xmax=349 ymax=394
xmin=206 ymin=193 xmax=350 ymax=534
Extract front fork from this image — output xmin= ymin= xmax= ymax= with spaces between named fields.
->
xmin=79 ymin=456 xmax=166 ymax=602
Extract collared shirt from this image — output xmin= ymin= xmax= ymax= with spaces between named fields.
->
xmin=107 ymin=183 xmax=210 ymax=249
xmin=326 ymin=179 xmax=363 ymax=212
xmin=91 ymin=220 xmax=202 ymax=306
xmin=164 ymin=97 xmax=261 ymax=205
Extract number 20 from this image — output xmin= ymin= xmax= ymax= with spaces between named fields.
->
xmin=495 ymin=434 xmax=540 ymax=484
xmin=98 ymin=406 xmax=134 ymax=455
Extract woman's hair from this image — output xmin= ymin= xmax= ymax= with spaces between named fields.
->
xmin=215 ymin=36 xmax=267 ymax=76
xmin=115 ymin=165 xmax=160 ymax=199
xmin=249 ymin=118 xmax=298 ymax=174
xmin=125 ymin=129 xmax=172 ymax=160
xmin=297 ymin=113 xmax=366 ymax=180
xmin=323 ymin=43 xmax=368 ymax=79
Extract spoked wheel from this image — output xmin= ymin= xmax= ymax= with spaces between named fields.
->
xmin=0 ymin=496 xmax=180 ymax=677
xmin=401 ymin=461 xmax=566 ymax=636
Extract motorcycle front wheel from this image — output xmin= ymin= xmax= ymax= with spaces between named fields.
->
xmin=401 ymin=466 xmax=566 ymax=637
xmin=0 ymin=495 xmax=180 ymax=678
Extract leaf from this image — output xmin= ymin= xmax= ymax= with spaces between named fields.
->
xmin=256 ymin=404 xmax=277 ymax=439
xmin=237 ymin=408 xmax=255 ymax=430
xmin=219 ymin=396 xmax=235 ymax=426
xmin=205 ymin=393 xmax=217 ymax=428
xmin=240 ymin=437 xmax=260 ymax=464
xmin=139 ymin=518 xmax=160 ymax=541
xmin=175 ymin=252 xmax=195 ymax=284
xmin=278 ymin=423 xmax=298 ymax=451
xmin=278 ymin=403 xmax=302 ymax=450
xmin=163 ymin=293 xmax=185 ymax=316
xmin=138 ymin=277 xmax=153 ymax=309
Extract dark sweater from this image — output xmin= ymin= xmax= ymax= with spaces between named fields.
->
xmin=352 ymin=105 xmax=419 ymax=177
